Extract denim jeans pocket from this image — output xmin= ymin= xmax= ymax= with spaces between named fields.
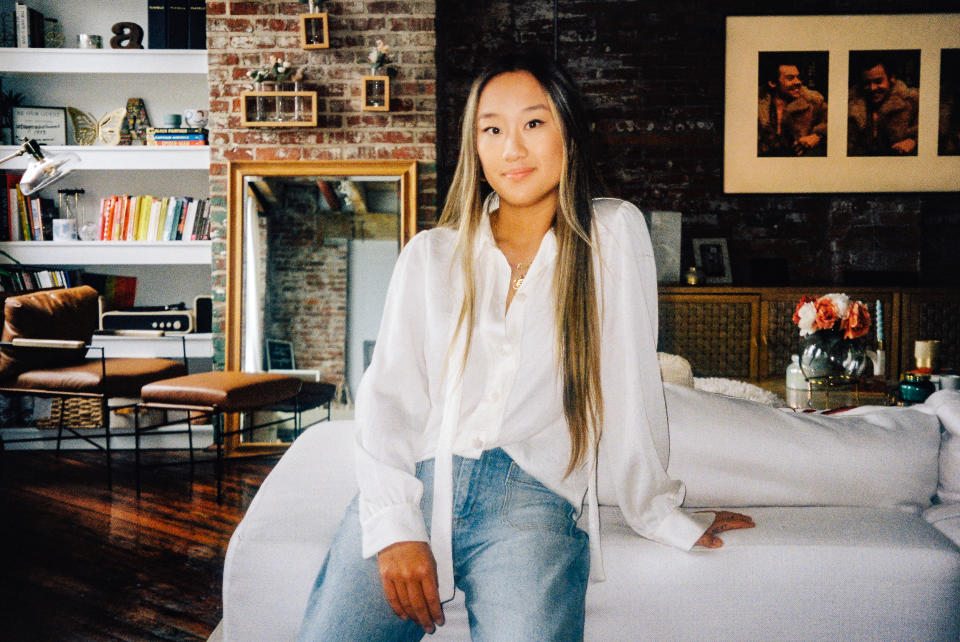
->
xmin=501 ymin=462 xmax=577 ymax=535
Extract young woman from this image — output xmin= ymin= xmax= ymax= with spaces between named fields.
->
xmin=298 ymin=52 xmax=752 ymax=641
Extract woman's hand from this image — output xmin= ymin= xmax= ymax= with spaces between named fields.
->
xmin=377 ymin=541 xmax=445 ymax=633
xmin=694 ymin=510 xmax=755 ymax=548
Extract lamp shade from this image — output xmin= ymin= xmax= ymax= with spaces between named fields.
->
xmin=20 ymin=149 xmax=81 ymax=196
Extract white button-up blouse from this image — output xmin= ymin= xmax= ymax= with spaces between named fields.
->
xmin=354 ymin=195 xmax=711 ymax=600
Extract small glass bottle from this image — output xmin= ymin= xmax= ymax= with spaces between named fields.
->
xmin=786 ymin=354 xmax=807 ymax=390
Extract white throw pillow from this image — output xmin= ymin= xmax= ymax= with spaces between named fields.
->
xmin=921 ymin=390 xmax=960 ymax=504
xmin=597 ymin=383 xmax=941 ymax=512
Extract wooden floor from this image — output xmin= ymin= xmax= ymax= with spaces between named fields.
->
xmin=0 ymin=448 xmax=278 ymax=641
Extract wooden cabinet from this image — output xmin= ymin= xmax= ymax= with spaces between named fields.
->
xmin=659 ymin=286 xmax=957 ymax=379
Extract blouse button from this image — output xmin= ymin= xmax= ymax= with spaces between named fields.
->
xmin=489 ymin=390 xmax=500 ymax=403
xmin=472 ymin=437 xmax=484 ymax=450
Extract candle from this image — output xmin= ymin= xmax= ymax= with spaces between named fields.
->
xmin=875 ymin=299 xmax=884 ymax=344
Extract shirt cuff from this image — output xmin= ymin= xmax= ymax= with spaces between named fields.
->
xmin=359 ymin=502 xmax=430 ymax=559
xmin=651 ymin=507 xmax=714 ymax=551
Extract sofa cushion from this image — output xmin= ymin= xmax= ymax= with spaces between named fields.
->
xmin=916 ymin=390 xmax=960 ymax=504
xmin=0 ymin=286 xmax=98 ymax=380
xmin=597 ymin=383 xmax=940 ymax=511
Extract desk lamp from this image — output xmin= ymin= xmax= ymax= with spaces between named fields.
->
xmin=0 ymin=138 xmax=81 ymax=196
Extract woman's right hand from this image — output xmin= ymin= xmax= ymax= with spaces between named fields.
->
xmin=377 ymin=541 xmax=445 ymax=633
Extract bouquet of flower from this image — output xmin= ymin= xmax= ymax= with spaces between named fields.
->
xmin=363 ymin=39 xmax=398 ymax=77
xmin=792 ymin=293 xmax=871 ymax=340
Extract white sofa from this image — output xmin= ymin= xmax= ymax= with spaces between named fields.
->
xmin=223 ymin=387 xmax=960 ymax=641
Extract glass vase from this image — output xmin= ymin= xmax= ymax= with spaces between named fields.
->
xmin=799 ymin=329 xmax=867 ymax=387
xmin=254 ymin=82 xmax=267 ymax=122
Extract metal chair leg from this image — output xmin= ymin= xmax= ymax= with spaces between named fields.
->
xmin=135 ymin=403 xmax=142 ymax=497
xmin=102 ymin=398 xmax=112 ymax=490
xmin=55 ymin=397 xmax=65 ymax=456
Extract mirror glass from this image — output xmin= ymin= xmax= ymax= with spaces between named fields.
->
xmin=226 ymin=160 xmax=417 ymax=451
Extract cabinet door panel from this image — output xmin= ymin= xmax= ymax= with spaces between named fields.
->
xmin=658 ymin=295 xmax=759 ymax=378
xmin=901 ymin=290 xmax=960 ymax=373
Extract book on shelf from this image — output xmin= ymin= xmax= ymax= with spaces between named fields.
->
xmin=0 ymin=267 xmax=82 ymax=293
xmin=166 ymin=0 xmax=189 ymax=49
xmin=82 ymin=273 xmax=137 ymax=310
xmin=188 ymin=0 xmax=206 ymax=50
xmin=16 ymin=184 xmax=31 ymax=242
xmin=148 ymin=0 xmax=168 ymax=50
xmin=145 ymin=140 xmax=208 ymax=146
xmin=146 ymin=127 xmax=208 ymax=136
xmin=15 ymin=2 xmax=44 ymax=48
xmin=96 ymin=194 xmax=210 ymax=241
xmin=5 ymin=173 xmax=23 ymax=241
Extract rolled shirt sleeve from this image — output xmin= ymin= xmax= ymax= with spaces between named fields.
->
xmin=354 ymin=232 xmax=434 ymax=558
xmin=594 ymin=200 xmax=711 ymax=551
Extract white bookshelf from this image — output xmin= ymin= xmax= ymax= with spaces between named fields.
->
xmin=0 ymin=48 xmax=207 ymax=74
xmin=0 ymin=241 xmax=211 ymax=265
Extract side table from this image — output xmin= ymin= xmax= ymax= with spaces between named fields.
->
xmin=752 ymin=376 xmax=896 ymax=411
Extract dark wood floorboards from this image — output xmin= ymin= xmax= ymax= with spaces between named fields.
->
xmin=0 ymin=448 xmax=278 ymax=641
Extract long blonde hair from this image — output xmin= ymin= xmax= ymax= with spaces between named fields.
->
xmin=438 ymin=53 xmax=604 ymax=475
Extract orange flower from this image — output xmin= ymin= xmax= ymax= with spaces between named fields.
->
xmin=841 ymin=300 xmax=871 ymax=339
xmin=814 ymin=296 xmax=839 ymax=330
xmin=792 ymin=296 xmax=814 ymax=325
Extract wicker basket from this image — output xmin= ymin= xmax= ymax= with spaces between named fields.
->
xmin=35 ymin=397 xmax=103 ymax=430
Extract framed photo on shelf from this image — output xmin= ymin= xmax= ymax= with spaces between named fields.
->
xmin=266 ymin=339 xmax=296 ymax=370
xmin=300 ymin=12 xmax=329 ymax=49
xmin=724 ymin=13 xmax=960 ymax=193
xmin=362 ymin=76 xmax=390 ymax=111
xmin=12 ymin=106 xmax=67 ymax=145
xmin=692 ymin=238 xmax=732 ymax=284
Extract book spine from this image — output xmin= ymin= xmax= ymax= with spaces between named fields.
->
xmin=166 ymin=0 xmax=189 ymax=49
xmin=148 ymin=0 xmax=169 ymax=49
xmin=145 ymin=140 xmax=208 ymax=146
xmin=16 ymin=186 xmax=31 ymax=241
xmin=147 ymin=134 xmax=207 ymax=141
xmin=30 ymin=197 xmax=42 ymax=240
xmin=0 ymin=175 xmax=8 ymax=242
xmin=187 ymin=0 xmax=206 ymax=50
xmin=28 ymin=7 xmax=44 ymax=47
xmin=146 ymin=127 xmax=208 ymax=135
xmin=15 ymin=3 xmax=28 ymax=48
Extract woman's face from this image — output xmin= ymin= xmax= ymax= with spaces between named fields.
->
xmin=475 ymin=71 xmax=565 ymax=213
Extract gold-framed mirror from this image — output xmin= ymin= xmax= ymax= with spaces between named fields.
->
xmin=225 ymin=160 xmax=418 ymax=455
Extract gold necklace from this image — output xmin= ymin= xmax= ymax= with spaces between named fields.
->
xmin=512 ymin=261 xmax=529 ymax=290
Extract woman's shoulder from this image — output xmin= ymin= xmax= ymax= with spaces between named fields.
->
xmin=591 ymin=198 xmax=648 ymax=239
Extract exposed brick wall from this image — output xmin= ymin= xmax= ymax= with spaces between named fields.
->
xmin=436 ymin=0 xmax=960 ymax=288
xmin=206 ymin=0 xmax=436 ymax=367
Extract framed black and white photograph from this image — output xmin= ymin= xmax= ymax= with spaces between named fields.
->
xmin=725 ymin=13 xmax=960 ymax=192
xmin=266 ymin=339 xmax=296 ymax=370
xmin=940 ymin=48 xmax=960 ymax=156
xmin=692 ymin=238 xmax=732 ymax=284
xmin=12 ymin=106 xmax=67 ymax=146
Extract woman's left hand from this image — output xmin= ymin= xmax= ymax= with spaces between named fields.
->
xmin=694 ymin=510 xmax=755 ymax=548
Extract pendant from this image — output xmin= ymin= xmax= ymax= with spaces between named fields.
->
xmin=512 ymin=275 xmax=524 ymax=290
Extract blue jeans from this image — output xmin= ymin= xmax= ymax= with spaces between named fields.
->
xmin=298 ymin=448 xmax=590 ymax=641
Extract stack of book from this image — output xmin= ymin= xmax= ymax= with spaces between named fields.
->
xmin=145 ymin=127 xmax=209 ymax=146
xmin=97 ymin=194 xmax=211 ymax=242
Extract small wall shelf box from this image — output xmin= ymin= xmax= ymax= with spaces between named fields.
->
xmin=300 ymin=13 xmax=329 ymax=49
xmin=362 ymin=76 xmax=390 ymax=112
xmin=241 ymin=91 xmax=319 ymax=127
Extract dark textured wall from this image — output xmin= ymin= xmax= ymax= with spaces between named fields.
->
xmin=435 ymin=0 xmax=960 ymax=286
